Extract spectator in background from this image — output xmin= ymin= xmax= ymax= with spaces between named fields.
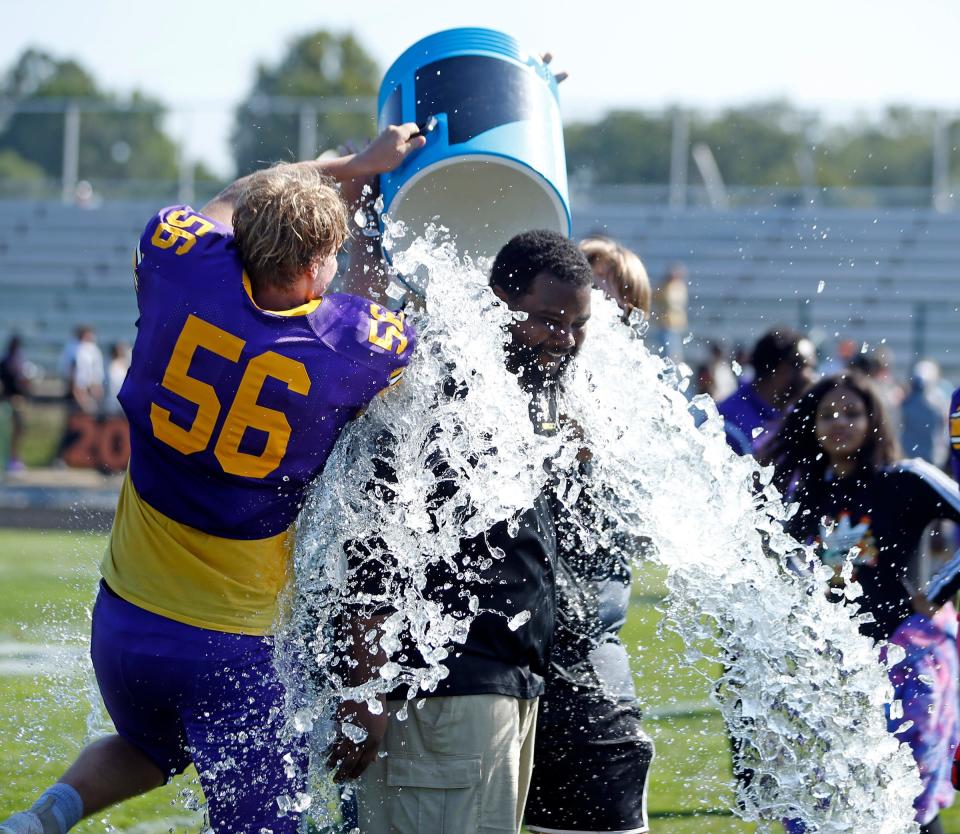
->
xmin=718 ymin=327 xmax=816 ymax=455
xmin=652 ymin=263 xmax=688 ymax=361
xmin=580 ymin=236 xmax=651 ymax=321
xmin=57 ymin=326 xmax=82 ymax=389
xmin=707 ymin=341 xmax=737 ymax=401
xmin=54 ymin=330 xmax=110 ymax=467
xmin=0 ymin=335 xmax=33 ymax=472
xmin=104 ymin=342 xmax=131 ymax=416
xmin=849 ymin=346 xmax=904 ymax=433
xmin=901 ymin=361 xmax=949 ymax=466
xmin=70 ymin=327 xmax=104 ymax=415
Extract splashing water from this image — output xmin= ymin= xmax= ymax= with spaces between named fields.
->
xmin=281 ymin=223 xmax=572 ymax=792
xmin=559 ymin=296 xmax=921 ymax=832
xmin=285 ymin=227 xmax=921 ymax=833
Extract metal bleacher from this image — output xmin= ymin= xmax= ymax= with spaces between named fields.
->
xmin=0 ymin=200 xmax=150 ymax=373
xmin=1 ymin=197 xmax=958 ymax=380
xmin=573 ymin=197 xmax=960 ymax=378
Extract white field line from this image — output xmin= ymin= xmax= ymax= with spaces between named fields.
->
xmin=645 ymin=700 xmax=717 ymax=719
xmin=120 ymin=814 xmax=204 ymax=834
xmin=0 ymin=642 xmax=720 ymax=715
xmin=0 ymin=640 xmax=86 ymax=676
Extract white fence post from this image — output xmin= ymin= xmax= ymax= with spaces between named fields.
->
xmin=669 ymin=109 xmax=689 ymax=210
xmin=61 ymin=104 xmax=80 ymax=203
xmin=299 ymin=105 xmax=318 ymax=160
xmin=932 ymin=115 xmax=951 ymax=212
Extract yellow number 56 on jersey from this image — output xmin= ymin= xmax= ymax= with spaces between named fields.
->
xmin=150 ymin=315 xmax=310 ymax=479
xmin=367 ymin=303 xmax=408 ymax=355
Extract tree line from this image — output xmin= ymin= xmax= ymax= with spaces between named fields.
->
xmin=0 ymin=33 xmax=955 ymax=190
xmin=565 ymin=102 xmax=952 ymax=188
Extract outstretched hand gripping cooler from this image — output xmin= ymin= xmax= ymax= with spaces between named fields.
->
xmin=378 ymin=28 xmax=572 ymax=276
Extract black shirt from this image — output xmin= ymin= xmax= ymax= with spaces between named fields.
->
xmin=417 ymin=491 xmax=557 ymax=700
xmin=350 ymin=382 xmax=561 ymax=701
xmin=536 ymin=485 xmax=648 ymax=744
xmin=786 ymin=459 xmax=960 ymax=642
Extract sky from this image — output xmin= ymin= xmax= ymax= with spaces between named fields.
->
xmin=4 ymin=0 xmax=960 ymax=176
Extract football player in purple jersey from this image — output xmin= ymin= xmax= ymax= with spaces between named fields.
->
xmin=0 ymin=124 xmax=425 ymax=834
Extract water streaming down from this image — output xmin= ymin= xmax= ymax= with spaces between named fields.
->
xmin=285 ymin=224 xmax=922 ymax=833
xmin=559 ymin=296 xmax=921 ymax=832
xmin=281 ymin=222 xmax=572 ymax=787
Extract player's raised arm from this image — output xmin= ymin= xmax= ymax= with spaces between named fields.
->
xmin=201 ymin=123 xmax=426 ymax=228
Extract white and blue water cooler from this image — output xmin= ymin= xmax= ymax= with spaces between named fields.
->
xmin=378 ymin=28 xmax=572 ymax=263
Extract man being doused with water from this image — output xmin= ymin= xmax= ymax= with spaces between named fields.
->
xmin=326 ymin=230 xmax=592 ymax=834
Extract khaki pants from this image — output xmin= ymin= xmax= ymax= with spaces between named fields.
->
xmin=358 ymin=694 xmax=538 ymax=834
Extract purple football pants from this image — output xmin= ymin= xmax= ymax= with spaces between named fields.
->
xmin=91 ymin=582 xmax=306 ymax=833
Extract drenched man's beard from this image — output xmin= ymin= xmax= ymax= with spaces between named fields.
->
xmin=505 ymin=342 xmax=569 ymax=387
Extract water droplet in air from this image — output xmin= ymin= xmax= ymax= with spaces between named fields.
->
xmin=341 ymin=722 xmax=368 ymax=744
xmin=291 ymin=709 xmax=313 ymax=733
xmin=507 ymin=611 xmax=531 ymax=631
xmin=379 ymin=661 xmax=401 ymax=680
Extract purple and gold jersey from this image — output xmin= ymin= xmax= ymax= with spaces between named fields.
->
xmin=102 ymin=205 xmax=415 ymax=634
xmin=950 ymin=387 xmax=960 ymax=482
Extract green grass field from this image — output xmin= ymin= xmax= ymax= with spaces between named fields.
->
xmin=0 ymin=527 xmax=958 ymax=833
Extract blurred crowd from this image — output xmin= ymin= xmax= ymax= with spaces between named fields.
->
xmin=0 ymin=327 xmax=130 ymax=471
xmin=689 ymin=325 xmax=955 ymax=472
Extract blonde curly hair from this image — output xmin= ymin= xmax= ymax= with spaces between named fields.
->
xmin=579 ymin=236 xmax=651 ymax=318
xmin=232 ymin=164 xmax=350 ymax=290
